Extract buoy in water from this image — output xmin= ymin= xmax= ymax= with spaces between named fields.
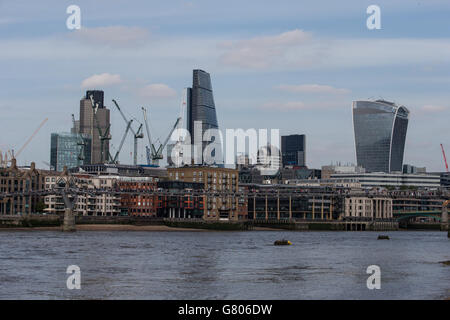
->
xmin=274 ymin=239 xmax=292 ymax=246
xmin=377 ymin=235 xmax=390 ymax=240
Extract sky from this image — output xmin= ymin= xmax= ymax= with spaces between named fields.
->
xmin=0 ymin=0 xmax=449 ymax=171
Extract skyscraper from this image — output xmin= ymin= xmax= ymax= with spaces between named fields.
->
xmin=352 ymin=100 xmax=409 ymax=173
xmin=281 ymin=134 xmax=306 ymax=167
xmin=79 ymin=90 xmax=111 ymax=164
xmin=50 ymin=132 xmax=91 ymax=171
xmin=186 ymin=69 xmax=221 ymax=164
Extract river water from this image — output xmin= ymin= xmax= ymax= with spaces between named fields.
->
xmin=0 ymin=230 xmax=448 ymax=300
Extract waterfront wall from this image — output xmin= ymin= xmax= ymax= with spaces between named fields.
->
xmin=0 ymin=214 xmax=61 ymax=228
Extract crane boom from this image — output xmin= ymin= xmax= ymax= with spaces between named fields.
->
xmin=441 ymin=144 xmax=449 ymax=172
xmin=113 ymin=120 xmax=133 ymax=163
xmin=15 ymin=118 xmax=48 ymax=158
xmin=156 ymin=117 xmax=181 ymax=157
xmin=142 ymin=107 xmax=157 ymax=155
xmin=112 ymin=99 xmax=137 ymax=135
xmin=112 ymin=99 xmax=143 ymax=165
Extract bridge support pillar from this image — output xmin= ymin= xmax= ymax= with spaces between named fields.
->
xmin=63 ymin=208 xmax=76 ymax=232
xmin=441 ymin=206 xmax=448 ymax=231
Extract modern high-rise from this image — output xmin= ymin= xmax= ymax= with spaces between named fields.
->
xmin=186 ymin=69 xmax=221 ymax=164
xmin=281 ymin=134 xmax=306 ymax=167
xmin=50 ymin=132 xmax=91 ymax=171
xmin=86 ymin=90 xmax=104 ymax=109
xmin=352 ymin=100 xmax=409 ymax=173
xmin=79 ymin=90 xmax=111 ymax=164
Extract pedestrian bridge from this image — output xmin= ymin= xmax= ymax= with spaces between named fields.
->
xmin=393 ymin=211 xmax=442 ymax=222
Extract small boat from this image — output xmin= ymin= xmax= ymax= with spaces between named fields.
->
xmin=274 ymin=239 xmax=292 ymax=246
xmin=377 ymin=235 xmax=390 ymax=240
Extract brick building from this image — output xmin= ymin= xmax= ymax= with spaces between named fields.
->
xmin=167 ymin=166 xmax=241 ymax=220
xmin=0 ymin=160 xmax=47 ymax=215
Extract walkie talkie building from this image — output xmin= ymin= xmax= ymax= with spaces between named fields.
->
xmin=352 ymin=100 xmax=409 ymax=173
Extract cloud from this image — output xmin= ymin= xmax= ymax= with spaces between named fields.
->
xmin=260 ymin=100 xmax=348 ymax=111
xmin=421 ymin=105 xmax=449 ymax=112
xmin=260 ymin=101 xmax=307 ymax=111
xmin=219 ymin=29 xmax=311 ymax=69
xmin=138 ymin=84 xmax=177 ymax=99
xmin=81 ymin=73 xmax=122 ymax=88
xmin=71 ymin=26 xmax=150 ymax=47
xmin=277 ymin=84 xmax=350 ymax=94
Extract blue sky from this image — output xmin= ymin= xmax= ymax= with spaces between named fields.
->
xmin=1 ymin=0 xmax=450 ymax=171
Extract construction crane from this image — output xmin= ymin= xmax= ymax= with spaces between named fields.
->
xmin=112 ymin=99 xmax=143 ymax=165
xmin=441 ymin=144 xmax=449 ymax=172
xmin=89 ymin=95 xmax=112 ymax=163
xmin=111 ymin=119 xmax=133 ymax=164
xmin=11 ymin=118 xmax=48 ymax=161
xmin=142 ymin=106 xmax=181 ymax=166
xmin=71 ymin=114 xmax=85 ymax=166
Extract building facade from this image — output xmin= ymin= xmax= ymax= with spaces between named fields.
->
xmin=353 ymin=100 xmax=409 ymax=173
xmin=330 ymin=172 xmax=441 ymax=188
xmin=79 ymin=90 xmax=111 ymax=164
xmin=43 ymin=173 xmax=120 ymax=216
xmin=167 ymin=166 xmax=239 ymax=220
xmin=117 ymin=178 xmax=159 ymax=217
xmin=343 ymin=197 xmax=393 ymax=220
xmin=0 ymin=161 xmax=47 ymax=215
xmin=50 ymin=132 xmax=91 ymax=171
xmin=321 ymin=164 xmax=365 ymax=180
xmin=281 ymin=134 xmax=306 ymax=167
xmin=186 ymin=70 xmax=221 ymax=164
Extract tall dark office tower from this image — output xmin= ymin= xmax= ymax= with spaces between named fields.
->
xmin=281 ymin=134 xmax=306 ymax=167
xmin=86 ymin=90 xmax=104 ymax=109
xmin=352 ymin=100 xmax=409 ymax=173
xmin=186 ymin=69 xmax=220 ymax=163
xmin=79 ymin=90 xmax=110 ymax=164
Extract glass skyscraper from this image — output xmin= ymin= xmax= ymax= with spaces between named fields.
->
xmin=186 ymin=69 xmax=221 ymax=164
xmin=352 ymin=100 xmax=409 ymax=173
xmin=50 ymin=132 xmax=91 ymax=171
xmin=281 ymin=134 xmax=306 ymax=167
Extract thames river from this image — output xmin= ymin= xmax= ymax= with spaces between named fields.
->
xmin=0 ymin=230 xmax=448 ymax=299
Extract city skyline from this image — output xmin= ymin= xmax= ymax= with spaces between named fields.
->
xmin=1 ymin=0 xmax=450 ymax=171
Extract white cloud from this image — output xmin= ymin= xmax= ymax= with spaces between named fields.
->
xmin=260 ymin=100 xmax=348 ymax=111
xmin=421 ymin=105 xmax=449 ymax=112
xmin=261 ymin=101 xmax=307 ymax=111
xmin=219 ymin=29 xmax=311 ymax=69
xmin=81 ymin=73 xmax=122 ymax=88
xmin=277 ymin=84 xmax=350 ymax=94
xmin=71 ymin=26 xmax=150 ymax=47
xmin=139 ymin=84 xmax=177 ymax=99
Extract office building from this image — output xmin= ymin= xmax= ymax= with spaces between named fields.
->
xmin=50 ymin=132 xmax=91 ymax=171
xmin=330 ymin=172 xmax=441 ymax=188
xmin=353 ymin=100 xmax=409 ymax=173
xmin=86 ymin=90 xmax=104 ymax=109
xmin=167 ymin=166 xmax=240 ymax=220
xmin=321 ymin=163 xmax=365 ymax=179
xmin=403 ymin=164 xmax=426 ymax=174
xmin=79 ymin=90 xmax=111 ymax=164
xmin=281 ymin=134 xmax=306 ymax=167
xmin=186 ymin=70 xmax=221 ymax=164
xmin=0 ymin=160 xmax=47 ymax=215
